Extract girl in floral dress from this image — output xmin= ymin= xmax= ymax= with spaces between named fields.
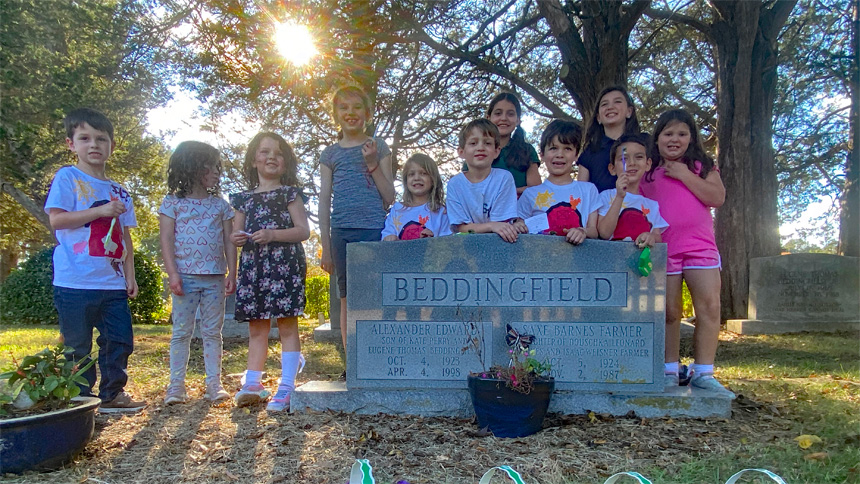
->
xmin=230 ymin=132 xmax=310 ymax=411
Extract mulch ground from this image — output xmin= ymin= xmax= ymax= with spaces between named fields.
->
xmin=2 ymin=367 xmax=794 ymax=484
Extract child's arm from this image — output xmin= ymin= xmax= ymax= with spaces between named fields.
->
xmin=455 ymin=221 xmax=520 ymax=243
xmin=249 ymin=195 xmax=310 ymax=244
xmin=123 ymin=227 xmax=138 ymax=298
xmin=663 ymin=161 xmax=725 ymax=207
xmin=362 ymin=140 xmax=396 ymax=208
xmin=159 ymin=214 xmax=184 ymax=296
xmin=223 ymin=218 xmax=236 ymax=295
xmin=319 ymin=164 xmax=334 ymax=274
xmin=230 ymin=211 xmax=248 ymax=246
xmin=519 ymin=163 xmax=541 ymax=195
xmin=598 ymin=192 xmax=625 ymax=240
xmin=577 ymin=166 xmax=590 ymax=182
xmin=48 ymin=200 xmax=126 ymax=231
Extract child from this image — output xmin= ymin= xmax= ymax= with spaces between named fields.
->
xmin=597 ymin=133 xmax=668 ymax=246
xmin=517 ymin=119 xmax=599 ymax=245
xmin=477 ymin=92 xmax=541 ymax=195
xmin=45 ymin=107 xmax=145 ymax=412
xmin=230 ymin=132 xmax=310 ymax=411
xmin=382 ymin=153 xmax=451 ymax=240
xmin=447 ymin=119 xmax=526 ymax=243
xmin=641 ymin=109 xmax=731 ymax=396
xmin=578 ymin=85 xmax=642 ymax=192
xmin=319 ymin=86 xmax=395 ymax=350
xmin=159 ymin=141 xmax=236 ymax=404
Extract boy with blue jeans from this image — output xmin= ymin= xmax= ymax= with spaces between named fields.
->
xmin=45 ymin=108 xmax=146 ymax=412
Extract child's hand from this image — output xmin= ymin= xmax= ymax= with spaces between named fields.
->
xmin=168 ymin=272 xmax=184 ymax=296
xmin=126 ymin=278 xmax=139 ymax=299
xmin=361 ymin=139 xmax=379 ymax=168
xmin=635 ymin=232 xmax=658 ymax=248
xmin=615 ymin=172 xmax=629 ymax=195
xmin=491 ymin=222 xmax=519 ymax=243
xmin=99 ymin=200 xmax=126 ymax=219
xmin=383 ymin=235 xmax=399 ymax=241
xmin=511 ymin=218 xmax=528 ymax=234
xmin=420 ymin=228 xmax=434 ymax=238
xmin=250 ymin=229 xmax=276 ymax=245
xmin=564 ymin=226 xmax=587 ymax=245
xmin=663 ymin=160 xmax=691 ymax=181
xmin=225 ymin=274 xmax=236 ymax=295
xmin=321 ymin=248 xmax=333 ymax=274
xmin=231 ymin=230 xmax=249 ymax=246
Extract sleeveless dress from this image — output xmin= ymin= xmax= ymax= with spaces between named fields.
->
xmin=230 ymin=186 xmax=307 ymax=321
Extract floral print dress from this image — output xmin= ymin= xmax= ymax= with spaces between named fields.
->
xmin=230 ymin=186 xmax=307 ymax=321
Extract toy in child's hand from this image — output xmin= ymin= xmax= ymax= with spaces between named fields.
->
xmin=239 ymin=230 xmax=253 ymax=237
xmin=637 ymin=246 xmax=652 ymax=277
xmin=102 ymin=217 xmax=118 ymax=253
xmin=621 ymin=146 xmax=627 ymax=172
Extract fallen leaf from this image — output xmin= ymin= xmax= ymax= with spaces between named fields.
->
xmin=795 ymin=434 xmax=823 ymax=449
xmin=588 ymin=411 xmax=598 ymax=424
xmin=804 ymin=452 xmax=829 ymax=461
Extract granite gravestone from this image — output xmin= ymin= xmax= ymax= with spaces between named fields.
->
xmin=727 ymin=254 xmax=860 ymax=334
xmin=291 ymin=235 xmax=733 ymax=417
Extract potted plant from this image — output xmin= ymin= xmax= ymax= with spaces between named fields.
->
xmin=0 ymin=344 xmax=100 ymax=474
xmin=467 ymin=324 xmax=554 ymax=438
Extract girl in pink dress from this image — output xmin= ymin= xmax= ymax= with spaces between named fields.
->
xmin=641 ymin=109 xmax=733 ymax=397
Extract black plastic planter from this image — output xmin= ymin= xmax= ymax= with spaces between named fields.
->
xmin=0 ymin=396 xmax=101 ymax=474
xmin=467 ymin=374 xmax=554 ymax=438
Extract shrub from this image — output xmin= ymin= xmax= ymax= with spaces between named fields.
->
xmin=305 ymin=274 xmax=330 ymax=319
xmin=0 ymin=247 xmax=167 ymax=325
xmin=0 ymin=247 xmax=56 ymax=324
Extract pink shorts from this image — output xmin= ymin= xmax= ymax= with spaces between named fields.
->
xmin=667 ymin=248 xmax=721 ymax=275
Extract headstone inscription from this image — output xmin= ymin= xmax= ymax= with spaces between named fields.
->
xmin=346 ymin=235 xmax=666 ymax=393
xmin=727 ymin=254 xmax=860 ymax=334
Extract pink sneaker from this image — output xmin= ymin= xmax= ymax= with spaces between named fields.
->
xmin=234 ymin=383 xmax=270 ymax=407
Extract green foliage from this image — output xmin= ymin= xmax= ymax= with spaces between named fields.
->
xmin=304 ymin=274 xmax=330 ymax=319
xmin=0 ymin=247 xmax=167 ymax=325
xmin=681 ymin=281 xmax=693 ymax=319
xmin=129 ymin=252 xmax=169 ymax=325
xmin=0 ymin=248 xmax=56 ymax=324
xmin=0 ymin=344 xmax=97 ymax=414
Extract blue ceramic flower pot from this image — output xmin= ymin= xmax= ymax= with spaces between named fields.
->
xmin=467 ymin=374 xmax=554 ymax=438
xmin=0 ymin=396 xmax=101 ymax=474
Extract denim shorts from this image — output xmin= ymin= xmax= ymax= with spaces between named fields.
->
xmin=330 ymin=227 xmax=382 ymax=297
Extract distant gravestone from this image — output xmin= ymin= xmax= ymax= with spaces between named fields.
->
xmin=291 ymin=235 xmax=733 ymax=418
xmin=728 ymin=254 xmax=860 ymax=334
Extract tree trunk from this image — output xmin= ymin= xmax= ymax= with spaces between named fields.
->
xmin=839 ymin=0 xmax=860 ymax=257
xmin=0 ymin=248 xmax=18 ymax=282
xmin=711 ymin=1 xmax=794 ymax=320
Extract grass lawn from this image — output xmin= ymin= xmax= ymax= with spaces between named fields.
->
xmin=0 ymin=323 xmax=857 ymax=483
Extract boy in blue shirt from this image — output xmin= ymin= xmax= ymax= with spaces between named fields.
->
xmin=44 ymin=108 xmax=146 ymax=412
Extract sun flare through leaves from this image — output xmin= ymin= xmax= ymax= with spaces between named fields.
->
xmin=274 ymin=21 xmax=317 ymax=66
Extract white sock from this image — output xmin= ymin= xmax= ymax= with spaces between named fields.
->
xmin=690 ymin=363 xmax=714 ymax=377
xmin=664 ymin=362 xmax=680 ymax=375
xmin=245 ymin=370 xmax=263 ymax=385
xmin=279 ymin=352 xmax=304 ymax=391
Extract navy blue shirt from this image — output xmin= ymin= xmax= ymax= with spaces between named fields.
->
xmin=578 ymin=136 xmax=616 ymax=192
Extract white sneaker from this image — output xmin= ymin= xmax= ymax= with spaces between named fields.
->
xmin=691 ymin=373 xmax=736 ymax=399
xmin=266 ymin=386 xmax=292 ymax=412
xmin=234 ymin=383 xmax=270 ymax=407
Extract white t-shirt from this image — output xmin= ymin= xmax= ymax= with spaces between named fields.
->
xmin=381 ymin=202 xmax=452 ymax=240
xmin=44 ymin=166 xmax=137 ymax=290
xmin=446 ymin=169 xmax=518 ymax=227
xmin=517 ymin=179 xmax=600 ymax=234
xmin=598 ymin=189 xmax=669 ymax=240
xmin=159 ymin=194 xmax=234 ymax=274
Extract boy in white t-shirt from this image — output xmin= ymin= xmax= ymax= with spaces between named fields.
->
xmin=44 ymin=108 xmax=145 ymax=413
xmin=597 ymin=133 xmax=668 ymax=247
xmin=518 ymin=119 xmax=599 ymax=244
xmin=446 ymin=119 xmax=526 ymax=243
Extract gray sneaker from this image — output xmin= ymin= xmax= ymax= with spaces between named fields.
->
xmin=205 ymin=383 xmax=230 ymax=403
xmin=100 ymin=392 xmax=147 ymax=413
xmin=266 ymin=386 xmax=292 ymax=412
xmin=690 ymin=373 xmax=736 ymax=399
xmin=164 ymin=385 xmax=187 ymax=405
xmin=664 ymin=372 xmax=679 ymax=388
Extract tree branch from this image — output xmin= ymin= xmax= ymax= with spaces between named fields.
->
xmin=645 ymin=6 xmax=712 ymax=39
xmin=0 ymin=180 xmax=52 ymax=233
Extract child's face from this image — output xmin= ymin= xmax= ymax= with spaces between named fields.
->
xmin=458 ymin=128 xmax=500 ymax=171
xmin=609 ymin=141 xmax=651 ymax=183
xmin=405 ymin=162 xmax=433 ymax=199
xmin=254 ymin=137 xmax=287 ymax=180
xmin=488 ymin=99 xmax=519 ymax=138
xmin=541 ymin=136 xmax=579 ymax=177
xmin=66 ymin=122 xmax=114 ymax=171
xmin=597 ymin=90 xmax=633 ymax=128
xmin=335 ymin=94 xmax=369 ymax=134
xmin=201 ymin=163 xmax=221 ymax=189
xmin=656 ymin=120 xmax=691 ymax=162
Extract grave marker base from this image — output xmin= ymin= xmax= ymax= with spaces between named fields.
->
xmin=727 ymin=319 xmax=860 ymax=335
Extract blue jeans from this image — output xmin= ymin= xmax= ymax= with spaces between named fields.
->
xmin=53 ymin=286 xmax=134 ymax=402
